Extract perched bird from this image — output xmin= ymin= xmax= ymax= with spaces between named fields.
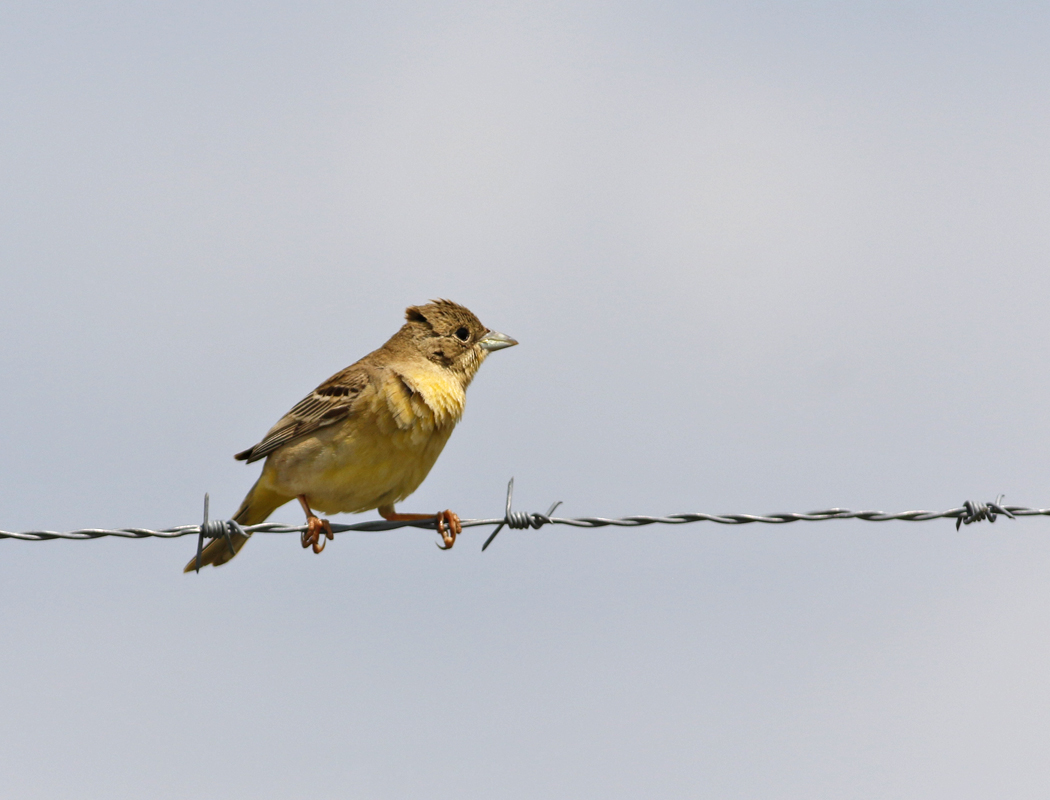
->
xmin=184 ymin=299 xmax=517 ymax=572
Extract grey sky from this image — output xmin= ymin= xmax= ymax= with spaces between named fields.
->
xmin=3 ymin=2 xmax=1050 ymax=797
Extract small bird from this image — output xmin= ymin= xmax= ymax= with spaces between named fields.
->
xmin=184 ymin=299 xmax=517 ymax=572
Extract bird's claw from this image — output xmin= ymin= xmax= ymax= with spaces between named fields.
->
xmin=435 ymin=509 xmax=461 ymax=550
xmin=301 ymin=515 xmax=334 ymax=554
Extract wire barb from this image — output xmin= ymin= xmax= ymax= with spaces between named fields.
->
xmin=956 ymin=494 xmax=1016 ymax=530
xmin=481 ymin=478 xmax=562 ymax=552
xmin=191 ymin=493 xmax=246 ymax=572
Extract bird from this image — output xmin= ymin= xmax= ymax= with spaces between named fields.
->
xmin=184 ymin=299 xmax=517 ymax=572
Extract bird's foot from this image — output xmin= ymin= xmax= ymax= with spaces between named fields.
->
xmin=300 ymin=515 xmax=333 ymax=553
xmin=297 ymin=495 xmax=333 ymax=554
xmin=435 ymin=509 xmax=461 ymax=550
xmin=378 ymin=505 xmax=461 ymax=550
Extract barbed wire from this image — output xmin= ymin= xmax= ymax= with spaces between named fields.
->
xmin=2 ymin=481 xmax=1046 ymax=554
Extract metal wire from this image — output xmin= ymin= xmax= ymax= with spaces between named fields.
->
xmin=1 ymin=481 xmax=1045 ymax=550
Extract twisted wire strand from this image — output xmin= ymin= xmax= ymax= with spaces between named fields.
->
xmin=1 ymin=482 xmax=1044 ymax=546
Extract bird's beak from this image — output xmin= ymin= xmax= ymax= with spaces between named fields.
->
xmin=479 ymin=330 xmax=518 ymax=352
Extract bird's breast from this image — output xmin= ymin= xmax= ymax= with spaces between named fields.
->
xmin=388 ymin=363 xmax=467 ymax=428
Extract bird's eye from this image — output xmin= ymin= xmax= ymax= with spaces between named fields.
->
xmin=455 ymin=327 xmax=470 ymax=342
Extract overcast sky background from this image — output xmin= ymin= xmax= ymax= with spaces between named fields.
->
xmin=3 ymin=2 xmax=1050 ymax=797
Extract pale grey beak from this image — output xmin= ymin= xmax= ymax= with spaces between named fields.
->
xmin=478 ymin=330 xmax=518 ymax=352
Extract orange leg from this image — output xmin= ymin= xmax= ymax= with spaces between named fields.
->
xmin=378 ymin=505 xmax=461 ymax=550
xmin=298 ymin=495 xmax=333 ymax=554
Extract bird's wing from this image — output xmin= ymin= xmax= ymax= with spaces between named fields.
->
xmin=234 ymin=365 xmax=372 ymax=463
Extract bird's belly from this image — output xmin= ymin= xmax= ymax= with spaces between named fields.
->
xmin=262 ymin=418 xmax=456 ymax=515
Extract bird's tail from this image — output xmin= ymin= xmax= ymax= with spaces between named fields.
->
xmin=183 ymin=479 xmax=289 ymax=573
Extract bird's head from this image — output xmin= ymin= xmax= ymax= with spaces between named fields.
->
xmin=400 ymin=299 xmax=517 ymax=382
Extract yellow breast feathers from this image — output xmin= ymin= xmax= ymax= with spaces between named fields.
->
xmin=384 ymin=361 xmax=467 ymax=432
